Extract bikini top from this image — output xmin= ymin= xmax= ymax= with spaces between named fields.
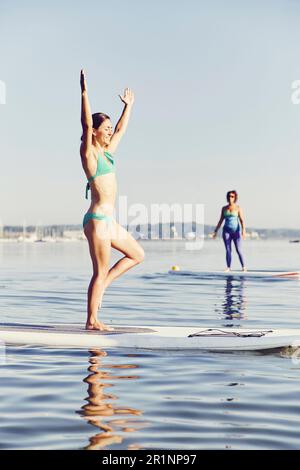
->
xmin=85 ymin=151 xmax=115 ymax=199
xmin=224 ymin=208 xmax=239 ymax=218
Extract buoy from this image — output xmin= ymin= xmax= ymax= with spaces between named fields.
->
xmin=171 ymin=265 xmax=180 ymax=271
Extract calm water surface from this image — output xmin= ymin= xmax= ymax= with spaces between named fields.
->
xmin=0 ymin=239 xmax=300 ymax=449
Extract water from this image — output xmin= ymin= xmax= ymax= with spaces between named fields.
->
xmin=0 ymin=239 xmax=300 ymax=449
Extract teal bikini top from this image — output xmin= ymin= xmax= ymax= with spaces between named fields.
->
xmin=224 ymin=209 xmax=239 ymax=218
xmin=85 ymin=151 xmax=115 ymax=199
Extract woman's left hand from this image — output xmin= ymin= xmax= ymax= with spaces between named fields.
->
xmin=119 ymin=88 xmax=135 ymax=106
xmin=242 ymin=231 xmax=246 ymax=240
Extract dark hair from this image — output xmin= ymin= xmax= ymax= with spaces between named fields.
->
xmin=81 ymin=112 xmax=110 ymax=141
xmin=226 ymin=190 xmax=238 ymax=202
xmin=92 ymin=112 xmax=110 ymax=129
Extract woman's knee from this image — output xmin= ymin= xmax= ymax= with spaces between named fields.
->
xmin=134 ymin=246 xmax=145 ymax=264
xmin=92 ymin=268 xmax=109 ymax=284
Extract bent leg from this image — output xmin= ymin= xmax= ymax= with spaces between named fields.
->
xmin=222 ymin=230 xmax=232 ymax=268
xmin=233 ymin=232 xmax=245 ymax=268
xmin=84 ymin=219 xmax=112 ymax=331
xmin=104 ymin=221 xmax=145 ymax=290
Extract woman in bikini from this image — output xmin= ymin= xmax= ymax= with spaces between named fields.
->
xmin=80 ymin=69 xmax=145 ymax=331
xmin=212 ymin=190 xmax=246 ymax=272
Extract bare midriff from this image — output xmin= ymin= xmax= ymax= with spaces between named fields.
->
xmin=88 ymin=173 xmax=117 ymax=216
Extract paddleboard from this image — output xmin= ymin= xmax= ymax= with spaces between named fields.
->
xmin=168 ymin=270 xmax=300 ymax=279
xmin=1 ymin=323 xmax=300 ymax=351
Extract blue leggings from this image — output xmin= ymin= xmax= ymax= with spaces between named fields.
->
xmin=222 ymin=229 xmax=244 ymax=268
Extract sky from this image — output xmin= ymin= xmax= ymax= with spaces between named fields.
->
xmin=0 ymin=0 xmax=300 ymax=228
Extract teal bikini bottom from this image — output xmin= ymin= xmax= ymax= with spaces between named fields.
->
xmin=83 ymin=212 xmax=114 ymax=228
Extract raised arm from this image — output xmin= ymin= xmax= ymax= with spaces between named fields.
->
xmin=238 ymin=206 xmax=246 ymax=240
xmin=212 ymin=207 xmax=225 ymax=238
xmin=80 ymin=69 xmax=93 ymax=159
xmin=106 ymin=88 xmax=134 ymax=154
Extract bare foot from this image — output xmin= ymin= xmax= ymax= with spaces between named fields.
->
xmin=242 ymin=267 xmax=247 ymax=272
xmin=85 ymin=321 xmax=114 ymax=332
xmin=225 ymin=268 xmax=231 ymax=272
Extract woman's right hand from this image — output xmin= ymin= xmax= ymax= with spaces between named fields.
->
xmin=80 ymin=69 xmax=87 ymax=93
xmin=212 ymin=231 xmax=217 ymax=239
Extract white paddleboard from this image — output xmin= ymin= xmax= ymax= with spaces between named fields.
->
xmin=168 ymin=270 xmax=300 ymax=279
xmin=1 ymin=323 xmax=300 ymax=351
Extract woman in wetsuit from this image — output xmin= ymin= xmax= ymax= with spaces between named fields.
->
xmin=80 ymin=70 xmax=144 ymax=331
xmin=212 ymin=190 xmax=246 ymax=272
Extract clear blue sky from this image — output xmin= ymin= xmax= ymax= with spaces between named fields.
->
xmin=1 ymin=0 xmax=300 ymax=228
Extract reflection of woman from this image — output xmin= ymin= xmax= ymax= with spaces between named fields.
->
xmin=213 ymin=190 xmax=246 ymax=272
xmin=80 ymin=70 xmax=145 ymax=331
xmin=221 ymin=277 xmax=247 ymax=320
xmin=77 ymin=349 xmax=143 ymax=450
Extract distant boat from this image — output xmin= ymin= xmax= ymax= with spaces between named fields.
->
xmin=289 ymin=239 xmax=300 ymax=243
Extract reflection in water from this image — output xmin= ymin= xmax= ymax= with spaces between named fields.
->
xmin=215 ymin=277 xmax=248 ymax=320
xmin=77 ymin=349 xmax=147 ymax=450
